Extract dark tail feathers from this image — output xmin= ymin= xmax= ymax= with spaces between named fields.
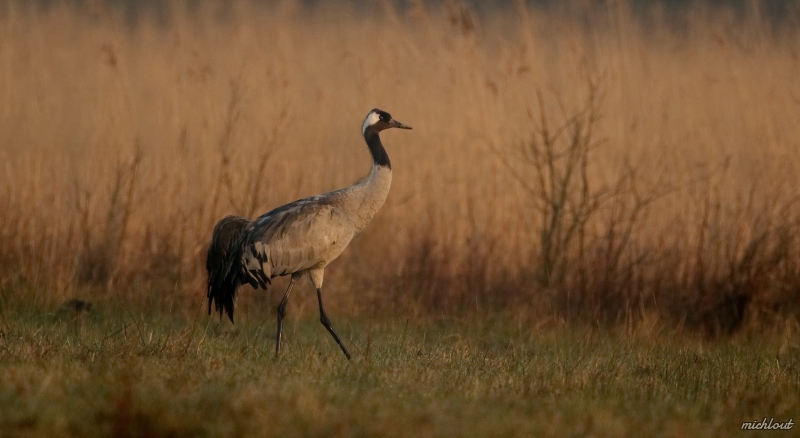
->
xmin=206 ymin=215 xmax=251 ymax=323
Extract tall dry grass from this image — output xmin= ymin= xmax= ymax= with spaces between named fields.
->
xmin=1 ymin=0 xmax=799 ymax=335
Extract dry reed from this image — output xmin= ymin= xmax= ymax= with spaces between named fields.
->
xmin=1 ymin=0 xmax=799 ymax=336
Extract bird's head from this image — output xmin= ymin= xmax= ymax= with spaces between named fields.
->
xmin=361 ymin=108 xmax=412 ymax=136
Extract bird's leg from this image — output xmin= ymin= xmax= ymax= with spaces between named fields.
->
xmin=275 ymin=277 xmax=296 ymax=357
xmin=316 ymin=288 xmax=351 ymax=360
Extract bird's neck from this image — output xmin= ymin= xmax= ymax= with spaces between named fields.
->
xmin=348 ymin=131 xmax=393 ymax=231
xmin=365 ymin=130 xmax=391 ymax=169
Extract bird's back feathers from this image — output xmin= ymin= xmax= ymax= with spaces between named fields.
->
xmin=206 ymin=215 xmax=251 ymax=321
xmin=241 ymin=193 xmax=356 ymax=288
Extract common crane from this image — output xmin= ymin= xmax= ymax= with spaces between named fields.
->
xmin=206 ymin=109 xmax=411 ymax=359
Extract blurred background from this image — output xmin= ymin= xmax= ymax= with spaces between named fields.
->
xmin=1 ymin=0 xmax=799 ymax=337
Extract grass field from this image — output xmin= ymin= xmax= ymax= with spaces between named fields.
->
xmin=1 ymin=306 xmax=798 ymax=437
xmin=2 ymin=0 xmax=800 ymax=327
xmin=1 ymin=0 xmax=800 ymax=435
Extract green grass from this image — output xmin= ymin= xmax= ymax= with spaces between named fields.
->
xmin=0 ymin=304 xmax=798 ymax=438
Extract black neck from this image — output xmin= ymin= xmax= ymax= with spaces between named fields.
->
xmin=364 ymin=129 xmax=391 ymax=169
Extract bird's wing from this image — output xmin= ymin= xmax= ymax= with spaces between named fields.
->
xmin=239 ymin=195 xmax=355 ymax=288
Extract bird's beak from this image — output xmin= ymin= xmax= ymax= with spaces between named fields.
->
xmin=389 ymin=119 xmax=412 ymax=130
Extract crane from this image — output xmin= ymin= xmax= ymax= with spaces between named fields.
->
xmin=206 ymin=108 xmax=411 ymax=359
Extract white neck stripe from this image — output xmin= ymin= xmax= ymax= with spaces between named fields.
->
xmin=361 ymin=111 xmax=381 ymax=135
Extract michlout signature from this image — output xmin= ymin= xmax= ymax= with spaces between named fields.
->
xmin=741 ymin=418 xmax=794 ymax=431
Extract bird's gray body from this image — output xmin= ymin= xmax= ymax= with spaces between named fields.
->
xmin=241 ymin=164 xmax=392 ymax=289
xmin=206 ymin=108 xmax=410 ymax=359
